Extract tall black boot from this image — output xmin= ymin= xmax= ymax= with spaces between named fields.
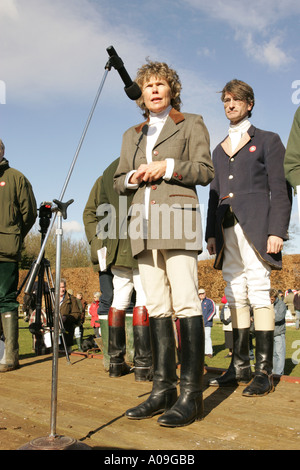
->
xmin=157 ymin=316 xmax=205 ymax=427
xmin=108 ymin=307 xmax=131 ymax=377
xmin=133 ymin=306 xmax=152 ymax=382
xmin=209 ymin=328 xmax=252 ymax=387
xmin=242 ymin=330 xmax=274 ymax=397
xmin=125 ymin=316 xmax=177 ymax=419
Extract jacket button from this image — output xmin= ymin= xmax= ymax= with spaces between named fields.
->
xmin=150 ymin=200 xmax=156 ymax=204
xmin=151 ymin=185 xmax=157 ymax=190
xmin=153 ymin=150 xmax=159 ymax=156
xmin=178 ymin=174 xmax=183 ymax=180
xmin=229 ymin=175 xmax=233 ymax=179
xmin=229 ymin=193 xmax=234 ymax=198
xmin=173 ymin=172 xmax=178 ymax=178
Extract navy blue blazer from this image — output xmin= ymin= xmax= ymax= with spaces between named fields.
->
xmin=205 ymin=125 xmax=292 ymax=270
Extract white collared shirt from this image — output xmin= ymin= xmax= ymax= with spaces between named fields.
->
xmin=126 ymin=105 xmax=174 ymax=219
xmin=228 ymin=117 xmax=251 ymax=152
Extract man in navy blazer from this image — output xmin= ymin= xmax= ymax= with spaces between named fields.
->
xmin=205 ymin=79 xmax=291 ymax=397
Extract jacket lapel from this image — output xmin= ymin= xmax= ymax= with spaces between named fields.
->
xmin=221 ymin=132 xmax=251 ymax=158
xmin=154 ymin=109 xmax=185 ymax=148
xmin=133 ymin=108 xmax=185 ymax=155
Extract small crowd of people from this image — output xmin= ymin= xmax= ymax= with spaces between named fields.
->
xmin=0 ymin=58 xmax=299 ymax=429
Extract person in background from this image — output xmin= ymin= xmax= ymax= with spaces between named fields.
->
xmin=75 ymin=292 xmax=87 ymax=351
xmin=84 ymin=159 xmax=152 ymax=381
xmin=219 ymin=295 xmax=233 ymax=358
xmin=284 ymin=106 xmax=300 ymax=222
xmin=206 ymin=79 xmax=292 ymax=397
xmin=293 ymin=288 xmax=300 ymax=330
xmin=270 ymin=288 xmax=286 ymax=376
xmin=83 ymin=175 xmax=114 ymax=319
xmin=89 ymin=292 xmax=101 ymax=337
xmin=198 ymin=288 xmax=216 ymax=358
xmin=0 ymin=139 xmax=37 ymax=372
xmin=284 ymin=289 xmax=295 ymax=317
xmin=59 ymin=279 xmax=81 ymax=352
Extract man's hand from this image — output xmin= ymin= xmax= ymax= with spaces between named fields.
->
xmin=207 ymin=237 xmax=216 ymax=255
xmin=267 ymin=235 xmax=283 ymax=254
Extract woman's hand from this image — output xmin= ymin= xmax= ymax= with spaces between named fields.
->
xmin=129 ymin=161 xmax=167 ymax=184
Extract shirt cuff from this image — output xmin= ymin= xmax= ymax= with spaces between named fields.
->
xmin=125 ymin=170 xmax=139 ymax=188
xmin=163 ymin=158 xmax=174 ymax=181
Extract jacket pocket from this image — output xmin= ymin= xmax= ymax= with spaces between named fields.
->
xmin=0 ymin=228 xmax=22 ymax=258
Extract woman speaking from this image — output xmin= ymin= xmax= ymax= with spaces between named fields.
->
xmin=114 ymin=60 xmax=214 ymax=427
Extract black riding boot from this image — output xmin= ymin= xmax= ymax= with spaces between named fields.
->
xmin=108 ymin=307 xmax=131 ymax=377
xmin=209 ymin=328 xmax=252 ymax=387
xmin=125 ymin=316 xmax=177 ymax=419
xmin=157 ymin=316 xmax=205 ymax=427
xmin=242 ymin=330 xmax=274 ymax=397
xmin=133 ymin=306 xmax=153 ymax=381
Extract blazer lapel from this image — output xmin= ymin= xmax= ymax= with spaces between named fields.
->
xmin=221 ymin=132 xmax=251 ymax=158
xmin=133 ymin=108 xmax=185 ymax=154
xmin=154 ymin=109 xmax=185 ymax=148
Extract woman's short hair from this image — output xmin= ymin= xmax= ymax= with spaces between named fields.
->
xmin=135 ymin=59 xmax=182 ymax=118
xmin=221 ymin=79 xmax=255 ymax=117
xmin=269 ymin=288 xmax=278 ymax=299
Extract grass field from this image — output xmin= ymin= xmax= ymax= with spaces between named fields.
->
xmin=17 ymin=318 xmax=300 ymax=377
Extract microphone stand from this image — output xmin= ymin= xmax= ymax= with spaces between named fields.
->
xmin=19 ymin=47 xmax=131 ymax=451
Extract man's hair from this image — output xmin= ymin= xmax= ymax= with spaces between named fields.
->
xmin=221 ymin=79 xmax=255 ymax=117
xmin=135 ymin=59 xmax=182 ymax=118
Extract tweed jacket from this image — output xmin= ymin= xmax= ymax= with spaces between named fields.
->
xmin=113 ymin=108 xmax=214 ymax=257
xmin=205 ymin=125 xmax=292 ymax=270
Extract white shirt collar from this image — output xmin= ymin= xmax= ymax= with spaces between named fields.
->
xmin=228 ymin=117 xmax=251 ymax=135
xmin=149 ymin=105 xmax=172 ymax=126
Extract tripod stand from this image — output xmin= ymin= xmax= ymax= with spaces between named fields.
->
xmin=18 ymin=203 xmax=71 ymax=362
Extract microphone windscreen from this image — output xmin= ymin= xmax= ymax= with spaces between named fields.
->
xmin=125 ymin=82 xmax=142 ymax=100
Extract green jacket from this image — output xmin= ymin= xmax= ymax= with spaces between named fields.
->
xmin=0 ymin=158 xmax=37 ymax=262
xmin=83 ymin=176 xmax=103 ymax=271
xmin=285 ymin=106 xmax=300 ymax=192
xmin=83 ymin=158 xmax=137 ymax=271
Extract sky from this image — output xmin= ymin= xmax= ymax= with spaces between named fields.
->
xmin=0 ymin=0 xmax=299 ymax=255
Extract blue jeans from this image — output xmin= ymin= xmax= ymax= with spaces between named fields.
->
xmin=273 ymin=334 xmax=286 ymax=375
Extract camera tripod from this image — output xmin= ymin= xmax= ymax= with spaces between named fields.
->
xmin=17 ymin=202 xmax=71 ymax=363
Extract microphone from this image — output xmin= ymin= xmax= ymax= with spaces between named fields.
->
xmin=106 ymin=46 xmax=141 ymax=100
